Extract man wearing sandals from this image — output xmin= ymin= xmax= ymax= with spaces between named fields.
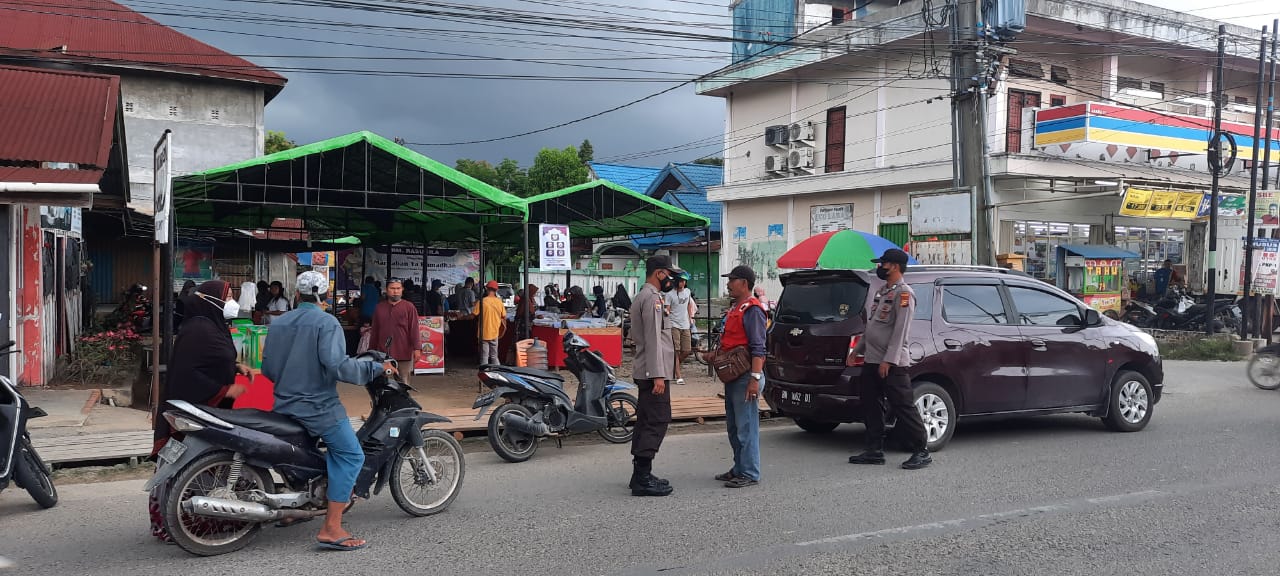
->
xmin=263 ymin=271 xmax=397 ymax=551
xmin=711 ymin=265 xmax=768 ymax=488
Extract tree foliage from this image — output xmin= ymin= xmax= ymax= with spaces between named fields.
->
xmin=453 ymin=144 xmax=589 ymax=198
xmin=692 ymin=156 xmax=724 ymax=166
xmin=578 ymin=139 xmax=594 ymax=164
xmin=265 ymin=130 xmax=296 ymax=155
xmin=528 ymin=146 xmax=590 ymax=196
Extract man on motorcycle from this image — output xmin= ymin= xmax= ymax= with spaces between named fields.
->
xmin=261 ymin=271 xmax=397 ymax=551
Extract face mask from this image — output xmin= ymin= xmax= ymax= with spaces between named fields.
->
xmin=875 ymin=267 xmax=890 ymax=281
xmin=659 ymin=276 xmax=675 ymax=292
xmin=200 ymin=292 xmax=240 ymax=319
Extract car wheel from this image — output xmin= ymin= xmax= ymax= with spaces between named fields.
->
xmin=793 ymin=418 xmax=839 ymax=434
xmin=1102 ymin=371 xmax=1153 ymax=432
xmin=914 ymin=382 xmax=956 ymax=452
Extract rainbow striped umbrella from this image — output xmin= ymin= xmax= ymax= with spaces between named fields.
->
xmin=776 ymin=230 xmax=917 ymax=270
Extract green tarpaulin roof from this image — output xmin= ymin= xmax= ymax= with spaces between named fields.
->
xmin=171 ymin=131 xmax=527 ymax=244
xmin=492 ymin=179 xmax=710 ymax=243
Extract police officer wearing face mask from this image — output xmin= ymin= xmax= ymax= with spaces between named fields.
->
xmin=848 ymin=248 xmax=932 ymax=470
xmin=628 ymin=254 xmax=683 ymax=497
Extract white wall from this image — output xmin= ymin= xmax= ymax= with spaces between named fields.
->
xmin=120 ymin=76 xmax=266 ymax=215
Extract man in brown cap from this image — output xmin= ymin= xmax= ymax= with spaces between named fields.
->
xmin=628 ymin=254 xmax=683 ymax=496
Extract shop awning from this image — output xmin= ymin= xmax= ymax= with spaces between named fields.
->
xmin=172 ymin=131 xmax=527 ymax=244
xmin=1058 ymin=244 xmax=1141 ymax=259
xmin=507 ymin=179 xmax=710 ymax=242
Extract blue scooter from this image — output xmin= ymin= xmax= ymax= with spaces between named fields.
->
xmin=475 ymin=331 xmax=637 ymax=462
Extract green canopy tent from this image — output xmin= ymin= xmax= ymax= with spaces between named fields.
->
xmin=499 ymin=179 xmax=712 ymax=341
xmin=171 ymin=130 xmax=527 ymax=244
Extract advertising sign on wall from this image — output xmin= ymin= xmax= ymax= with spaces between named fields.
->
xmin=810 ymin=203 xmax=854 ymax=235
xmin=539 ymin=224 xmax=571 ymax=271
xmin=1240 ymin=237 xmax=1280 ymax=295
xmin=1118 ymin=188 xmax=1211 ymax=220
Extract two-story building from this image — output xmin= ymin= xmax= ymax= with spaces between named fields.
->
xmin=0 ymin=0 xmax=286 ymax=384
xmin=698 ymin=0 xmax=1274 ymax=298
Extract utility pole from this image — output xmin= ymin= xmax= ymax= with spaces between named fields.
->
xmin=1206 ymin=25 xmax=1226 ymax=336
xmin=1264 ymin=19 xmax=1279 ymax=192
xmin=953 ymin=0 xmax=994 ymax=265
xmin=1244 ymin=26 xmax=1269 ymax=339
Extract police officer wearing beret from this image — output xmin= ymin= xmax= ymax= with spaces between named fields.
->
xmin=848 ymin=248 xmax=932 ymax=470
xmin=628 ymin=255 xmax=683 ymax=496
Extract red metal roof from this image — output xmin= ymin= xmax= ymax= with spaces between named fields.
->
xmin=0 ymin=65 xmax=119 ymax=168
xmin=0 ymin=166 xmax=104 ymax=185
xmin=0 ymin=0 xmax=286 ymax=96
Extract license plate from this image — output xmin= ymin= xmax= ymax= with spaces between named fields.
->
xmin=780 ymin=390 xmax=812 ymax=407
xmin=157 ymin=439 xmax=187 ymax=464
xmin=472 ymin=392 xmax=497 ymax=409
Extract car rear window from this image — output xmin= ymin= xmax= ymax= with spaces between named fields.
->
xmin=776 ymin=279 xmax=869 ymax=324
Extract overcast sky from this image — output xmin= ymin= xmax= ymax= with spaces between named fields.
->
xmin=144 ymin=0 xmax=1277 ymax=169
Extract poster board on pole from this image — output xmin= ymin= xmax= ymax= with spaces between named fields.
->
xmin=153 ymin=130 xmax=172 ymax=244
xmin=539 ymin=224 xmax=571 ymax=271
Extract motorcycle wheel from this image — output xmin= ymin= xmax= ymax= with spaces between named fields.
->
xmin=390 ymin=430 xmax=465 ymax=517
xmin=1247 ymin=352 xmax=1280 ymax=390
xmin=487 ymin=403 xmax=539 ymax=463
xmin=163 ymin=451 xmax=270 ymax=556
xmin=14 ymin=436 xmax=57 ymax=509
xmin=597 ymin=393 xmax=638 ymax=444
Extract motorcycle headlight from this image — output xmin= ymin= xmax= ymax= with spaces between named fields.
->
xmin=164 ymin=413 xmax=205 ymax=432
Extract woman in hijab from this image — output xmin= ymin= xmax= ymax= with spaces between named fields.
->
xmin=611 ymin=285 xmax=632 ymax=311
xmin=592 ymin=285 xmax=608 ymax=318
xmin=174 ymin=280 xmax=197 ymax=327
xmin=148 ymin=279 xmax=251 ymax=542
xmin=564 ymin=286 xmax=590 ymax=316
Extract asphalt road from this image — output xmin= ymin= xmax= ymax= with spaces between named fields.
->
xmin=3 ymin=360 xmax=1279 ymax=575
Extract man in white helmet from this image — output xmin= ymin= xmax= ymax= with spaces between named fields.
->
xmin=262 ymin=271 xmax=397 ymax=551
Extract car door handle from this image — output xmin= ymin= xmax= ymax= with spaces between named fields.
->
xmin=943 ymin=339 xmax=962 ymax=350
xmin=1029 ymin=338 xmax=1047 ymax=351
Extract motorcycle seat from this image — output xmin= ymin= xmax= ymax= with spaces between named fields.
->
xmin=203 ymin=406 xmax=309 ymax=437
xmin=486 ymin=365 xmax=565 ymax=382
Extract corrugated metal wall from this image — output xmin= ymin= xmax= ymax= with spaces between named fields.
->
xmin=87 ymin=237 xmax=152 ymax=304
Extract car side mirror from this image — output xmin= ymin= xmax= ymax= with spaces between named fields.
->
xmin=1084 ymin=309 xmax=1101 ymax=326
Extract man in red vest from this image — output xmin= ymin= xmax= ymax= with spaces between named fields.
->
xmin=711 ymin=265 xmax=768 ymax=488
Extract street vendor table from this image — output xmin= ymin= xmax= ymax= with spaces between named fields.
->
xmin=530 ymin=325 xmax=623 ymax=368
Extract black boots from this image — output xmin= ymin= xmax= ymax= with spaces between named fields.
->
xmin=848 ymin=449 xmax=886 ymax=465
xmin=901 ymin=450 xmax=932 ymax=470
xmin=630 ymin=457 xmax=673 ymax=497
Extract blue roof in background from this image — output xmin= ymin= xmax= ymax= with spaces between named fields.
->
xmin=587 ymin=163 xmax=663 ymax=194
xmin=664 ymin=191 xmax=721 ymax=232
xmin=669 ymin=162 xmax=723 ymax=190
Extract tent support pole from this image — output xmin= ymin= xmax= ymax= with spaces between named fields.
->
xmin=522 ymin=223 xmax=531 ymax=340
xmin=705 ymin=226 xmax=713 ymax=377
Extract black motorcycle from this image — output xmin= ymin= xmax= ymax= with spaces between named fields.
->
xmin=475 ymin=331 xmax=638 ymax=463
xmin=0 ymin=340 xmax=58 ymax=509
xmin=148 ymin=351 xmax=465 ymax=556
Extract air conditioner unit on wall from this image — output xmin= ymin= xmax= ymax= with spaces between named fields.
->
xmin=765 ymin=125 xmax=789 ymax=147
xmin=789 ymin=121 xmax=815 ymax=143
xmin=765 ymin=154 xmax=789 ymax=174
xmin=789 ymin=148 xmax=814 ymax=171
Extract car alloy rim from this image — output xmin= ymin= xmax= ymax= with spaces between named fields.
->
xmin=1118 ymin=380 xmax=1148 ymax=423
xmin=914 ymin=393 xmax=949 ymax=443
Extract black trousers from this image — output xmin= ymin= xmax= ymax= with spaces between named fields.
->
xmin=631 ymin=378 xmax=672 ymax=460
xmin=860 ymin=365 xmax=927 ymax=452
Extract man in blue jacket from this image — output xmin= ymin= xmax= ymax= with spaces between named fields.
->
xmin=263 ymin=271 xmax=396 ymax=551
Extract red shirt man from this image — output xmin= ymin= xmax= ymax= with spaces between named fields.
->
xmin=368 ymin=279 xmax=421 ymax=383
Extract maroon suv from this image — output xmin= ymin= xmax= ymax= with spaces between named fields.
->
xmin=764 ymin=266 xmax=1163 ymax=450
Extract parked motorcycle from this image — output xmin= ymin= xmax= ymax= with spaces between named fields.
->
xmin=148 ymin=351 xmax=464 ymax=556
xmin=1145 ymin=286 xmax=1239 ymax=332
xmin=0 ymin=340 xmax=58 ymax=509
xmin=105 ymin=283 xmax=152 ymax=332
xmin=474 ymin=331 xmax=637 ymax=463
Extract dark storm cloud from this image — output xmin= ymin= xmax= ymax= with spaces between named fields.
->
xmin=145 ymin=0 xmax=732 ymax=167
